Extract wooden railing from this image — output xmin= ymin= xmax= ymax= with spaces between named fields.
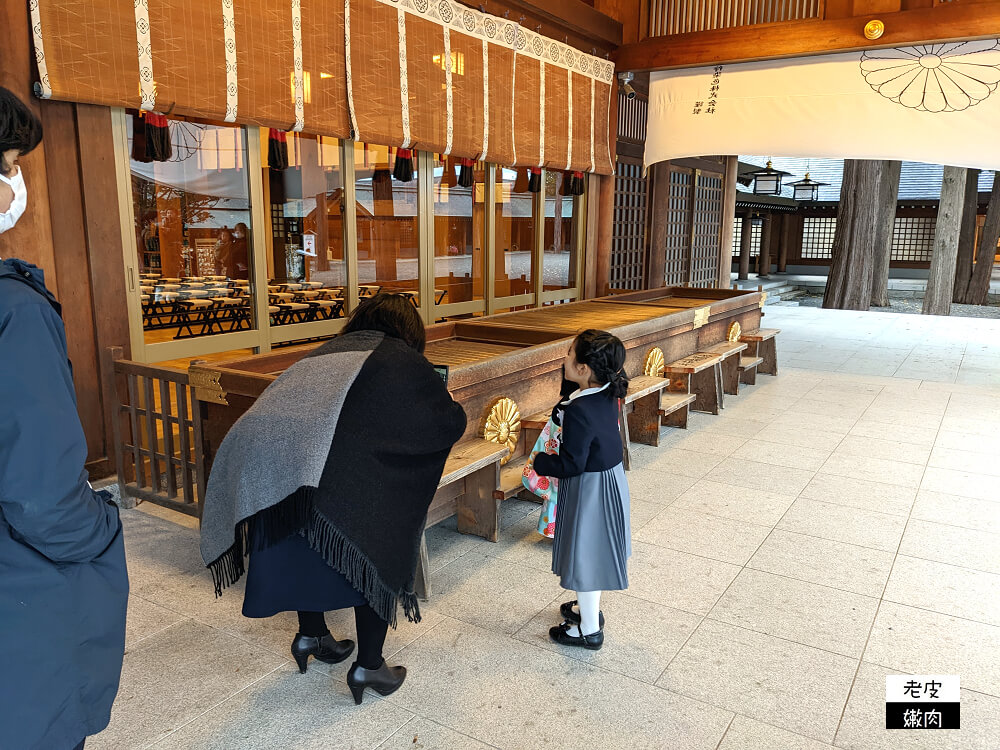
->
xmin=107 ymin=346 xmax=205 ymax=517
xmin=648 ymin=0 xmax=822 ymax=36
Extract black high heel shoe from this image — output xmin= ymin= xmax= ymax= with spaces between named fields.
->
xmin=346 ymin=660 xmax=407 ymax=705
xmin=291 ymin=633 xmax=355 ymax=674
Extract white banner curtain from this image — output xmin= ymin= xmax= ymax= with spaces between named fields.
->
xmin=646 ymin=40 xmax=1000 ymax=172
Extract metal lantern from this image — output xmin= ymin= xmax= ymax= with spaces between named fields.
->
xmin=789 ymin=172 xmax=828 ymax=202
xmin=750 ymin=160 xmax=791 ymax=196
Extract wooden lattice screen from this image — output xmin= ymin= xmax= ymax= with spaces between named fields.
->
xmin=665 ymin=169 xmax=693 ymax=285
xmin=691 ymin=173 xmax=723 ymax=287
xmin=731 ymin=216 xmax=762 ymax=258
xmin=649 ymin=0 xmax=822 ymax=36
xmin=610 ymin=158 xmax=650 ymax=290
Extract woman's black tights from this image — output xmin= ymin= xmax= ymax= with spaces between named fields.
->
xmin=296 ymin=605 xmax=388 ymax=670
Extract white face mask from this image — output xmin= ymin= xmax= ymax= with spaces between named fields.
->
xmin=0 ymin=166 xmax=28 ymax=234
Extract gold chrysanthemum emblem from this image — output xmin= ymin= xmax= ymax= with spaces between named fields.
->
xmin=644 ymin=347 xmax=665 ymax=378
xmin=483 ymin=397 xmax=520 ymax=464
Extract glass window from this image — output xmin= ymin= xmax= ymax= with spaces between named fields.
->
xmin=432 ymin=155 xmax=485 ymax=307
xmin=494 ymin=166 xmax=536 ymax=300
xmin=128 ymin=113 xmax=255 ymax=344
xmin=352 ymin=143 xmax=419 ymax=303
xmin=543 ymin=171 xmax=582 ymax=293
xmin=262 ymin=131 xmax=347 ymax=327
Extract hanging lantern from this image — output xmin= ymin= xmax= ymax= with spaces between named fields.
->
xmin=393 ymin=147 xmax=414 ymax=182
xmin=750 ymin=160 xmax=791 ymax=196
xmin=457 ymin=158 xmax=475 ymax=188
xmin=268 ymin=129 xmax=289 ymax=170
xmin=789 ymin=172 xmax=828 ymax=202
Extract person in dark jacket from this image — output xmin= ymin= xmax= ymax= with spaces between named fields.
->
xmin=0 ymin=86 xmax=129 ymax=750
xmin=200 ymin=293 xmax=467 ymax=705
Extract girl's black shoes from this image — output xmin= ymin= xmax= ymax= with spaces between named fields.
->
xmin=549 ymin=621 xmax=604 ymax=650
xmin=291 ymin=633 xmax=355 ymax=673
xmin=559 ymin=600 xmax=605 ymax=629
xmin=346 ymin=660 xmax=407 ymax=704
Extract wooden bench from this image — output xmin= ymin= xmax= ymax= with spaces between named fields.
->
xmin=738 ymin=354 xmax=765 ymax=385
xmin=663 ymin=352 xmax=724 ymax=415
xmin=623 ymin=375 xmax=694 ymax=448
xmin=698 ymin=340 xmax=748 ymax=397
xmin=414 ymin=438 xmax=508 ymax=599
xmin=740 ymin=328 xmax=780 ymax=376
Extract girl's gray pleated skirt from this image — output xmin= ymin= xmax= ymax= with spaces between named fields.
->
xmin=551 ymin=464 xmax=631 ymax=592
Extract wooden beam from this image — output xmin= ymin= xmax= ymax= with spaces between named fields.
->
xmin=614 ymin=4 xmax=1000 ymax=72
xmin=718 ymin=156 xmax=738 ymax=287
xmin=646 ymin=162 xmax=669 ymax=288
xmin=471 ymin=0 xmax=622 ymax=52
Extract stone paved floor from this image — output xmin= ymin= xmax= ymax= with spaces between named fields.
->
xmin=95 ymin=306 xmax=1000 ymax=750
xmin=795 ymin=294 xmax=1000 ymax=319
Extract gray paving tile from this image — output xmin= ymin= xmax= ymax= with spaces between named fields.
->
xmin=119 ymin=509 xmax=206 ymax=590
xmin=426 ymin=551 xmax=563 ymax=635
xmin=659 ymin=429 xmax=750 ymax=457
xmin=898 ymin=519 xmax=1000 ymax=575
xmin=848 ymin=420 xmax=939 ymax=447
xmin=818 ymin=453 xmax=925 ymax=489
xmin=514 ymin=589 xmax=701 ymax=684
xmin=920 ymin=467 xmax=999 ymax=503
xmin=89 ymin=620 xmax=285 ymax=750
xmin=732 ymin=439 xmax=832 ymax=471
xmin=800 ymin=474 xmax=915 ymax=517
xmin=758 ymin=425 xmax=848 ymax=453
xmin=933 ymin=428 xmax=1000 ymax=455
xmin=835 ymin=662 xmax=1000 ymax=749
xmin=705 ymin=458 xmax=816 ymax=497
xmin=929 ymin=446 xmax=1000 ymax=477
xmin=151 ymin=664 xmax=414 ymax=750
xmin=636 ymin=506 xmax=771 ymax=565
xmin=864 ymin=601 xmax=1000 ymax=698
xmin=777 ymin=499 xmax=907 ymax=552
xmin=833 ymin=435 xmax=931 ymax=466
xmin=748 ymin=529 xmax=895 ymax=598
xmin=770 ymin=412 xmax=860 ymax=435
xmin=376 ymin=718 xmax=498 ymax=750
xmin=626 ymin=540 xmax=742 ymax=615
xmin=719 ymin=715 xmax=837 ymax=750
xmin=391 ymin=618 xmax=733 ymax=750
xmin=125 ymin=594 xmax=187 ymax=648
xmin=708 ymin=568 xmax=879 ymax=658
xmin=640 ymin=447 xmax=727 ymax=479
xmin=884 ymin=555 xmax=1000 ymax=626
xmin=673 ymin=479 xmax=799 ymax=526
xmin=911 ymin=490 xmax=1000 ymax=535
xmin=659 ymin=619 xmax=858 ymax=743
xmin=424 ymin=516 xmax=487 ymax=574
xmin=625 ymin=467 xmax=698 ymax=504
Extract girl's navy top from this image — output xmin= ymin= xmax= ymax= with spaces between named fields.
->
xmin=532 ymin=381 xmax=623 ymax=479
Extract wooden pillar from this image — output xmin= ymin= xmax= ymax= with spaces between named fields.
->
xmin=314 ymin=192 xmax=330 ymax=273
xmin=595 ymin=172 xmax=614 ymax=296
xmin=953 ymin=168 xmax=980 ymax=303
xmin=0 ymin=2 xmax=59 ymax=295
xmin=738 ymin=213 xmax=752 ymax=281
xmin=777 ymin=213 xmax=793 ymax=273
xmin=824 ymin=159 xmax=883 ymax=310
xmin=923 ymin=166 xmax=968 ymax=316
xmin=646 ymin=161 xmax=669 ymax=289
xmin=758 ymin=213 xmax=773 ymax=278
xmin=718 ymin=156 xmax=738 ymax=287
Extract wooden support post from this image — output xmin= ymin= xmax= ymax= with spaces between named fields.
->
xmin=647 ymin=161 xmax=669 ymax=289
xmin=719 ymin=156 xmax=739 ymax=287
xmin=968 ymin=171 xmax=1000 ymax=305
xmin=626 ymin=393 xmax=662 ymax=447
xmin=923 ymin=166 xmax=967 ymax=316
xmin=953 ymin=168 xmax=981 ymax=303
xmin=870 ymin=160 xmax=902 ymax=307
xmin=758 ymin=213 xmax=773 ymax=278
xmin=777 ymin=213 xmax=792 ymax=273
xmin=595 ymin=173 xmax=615 ymax=296
xmin=456 ymin=463 xmax=501 ymax=543
xmin=738 ymin=213 xmax=752 ymax=281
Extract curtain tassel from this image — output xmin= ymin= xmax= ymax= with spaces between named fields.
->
xmin=527 ymin=166 xmax=542 ymax=194
xmin=568 ymin=170 xmax=585 ymax=196
xmin=393 ymin=148 xmax=414 ymax=182
xmin=457 ymin=158 xmax=475 ymax=188
xmin=268 ymin=129 xmax=289 ymax=170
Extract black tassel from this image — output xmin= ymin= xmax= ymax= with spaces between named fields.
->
xmin=268 ymin=129 xmax=289 ymax=170
xmin=393 ymin=148 xmax=414 ymax=182
xmin=131 ymin=113 xmax=151 ymax=163
xmin=527 ymin=166 xmax=542 ymax=193
xmin=457 ymin=158 xmax=475 ymax=188
xmin=146 ymin=113 xmax=172 ymax=162
xmin=569 ymin=170 xmax=585 ymax=196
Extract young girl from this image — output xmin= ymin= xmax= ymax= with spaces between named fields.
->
xmin=533 ymin=329 xmax=631 ymax=650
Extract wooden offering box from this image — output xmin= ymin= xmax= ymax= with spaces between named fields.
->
xmin=188 ymin=288 xmax=762 ymax=543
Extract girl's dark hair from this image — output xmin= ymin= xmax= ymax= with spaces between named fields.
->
xmin=344 ymin=292 xmax=426 ymax=353
xmin=574 ymin=329 xmax=628 ymax=399
xmin=0 ymin=87 xmax=43 ymax=175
